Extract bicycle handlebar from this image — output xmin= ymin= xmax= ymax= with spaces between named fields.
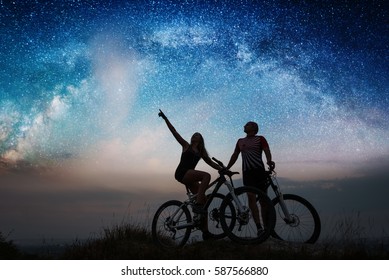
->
xmin=212 ymin=157 xmax=225 ymax=168
xmin=212 ymin=157 xmax=239 ymax=176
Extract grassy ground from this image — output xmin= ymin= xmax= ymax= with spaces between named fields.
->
xmin=6 ymin=225 xmax=387 ymax=260
xmin=0 ymin=232 xmax=24 ymax=259
xmin=2 ymin=224 xmax=388 ymax=260
xmin=59 ymin=225 xmax=389 ymax=260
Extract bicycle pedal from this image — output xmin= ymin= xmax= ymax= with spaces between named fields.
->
xmin=193 ymin=214 xmax=201 ymax=223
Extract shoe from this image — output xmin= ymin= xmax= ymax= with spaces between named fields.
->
xmin=202 ymin=231 xmax=215 ymax=241
xmin=257 ymin=228 xmax=265 ymax=237
xmin=193 ymin=213 xmax=201 ymax=224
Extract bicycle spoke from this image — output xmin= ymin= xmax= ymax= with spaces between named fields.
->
xmin=220 ymin=186 xmax=275 ymax=244
xmin=272 ymin=194 xmax=321 ymax=243
xmin=152 ymin=200 xmax=192 ymax=247
xmin=206 ymin=193 xmax=233 ymax=239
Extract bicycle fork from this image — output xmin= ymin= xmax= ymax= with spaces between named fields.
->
xmin=271 ymin=184 xmax=294 ymax=224
xmin=166 ymin=202 xmax=197 ymax=240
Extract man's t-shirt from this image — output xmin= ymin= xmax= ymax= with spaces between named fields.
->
xmin=236 ymin=135 xmax=269 ymax=171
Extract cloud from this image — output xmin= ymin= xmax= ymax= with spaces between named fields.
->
xmin=152 ymin=24 xmax=216 ymax=48
xmin=1 ymin=33 xmax=150 ymax=166
xmin=90 ymin=33 xmax=144 ymax=133
xmin=1 ymin=17 xmax=387 ymax=184
xmin=1 ymin=160 xmax=388 ymax=243
xmin=0 ymin=168 xmax=183 ymax=242
xmin=2 ymin=95 xmax=69 ymax=162
xmin=272 ymin=169 xmax=389 ymax=239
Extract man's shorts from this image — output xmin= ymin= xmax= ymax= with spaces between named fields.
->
xmin=243 ymin=168 xmax=268 ymax=193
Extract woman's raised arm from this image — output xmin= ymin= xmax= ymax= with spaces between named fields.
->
xmin=159 ymin=109 xmax=188 ymax=148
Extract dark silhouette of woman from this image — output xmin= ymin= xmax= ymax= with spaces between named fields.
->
xmin=159 ymin=110 xmax=222 ymax=239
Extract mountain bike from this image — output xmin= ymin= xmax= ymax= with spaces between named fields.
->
xmin=261 ymin=170 xmax=321 ymax=243
xmin=151 ymin=158 xmax=276 ymax=247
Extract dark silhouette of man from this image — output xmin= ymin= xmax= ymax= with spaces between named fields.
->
xmin=226 ymin=121 xmax=275 ymax=235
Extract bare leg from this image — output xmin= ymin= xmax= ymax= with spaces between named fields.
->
xmin=182 ymin=170 xmax=211 ymax=233
xmin=248 ymin=192 xmax=261 ymax=226
xmin=181 ymin=169 xmax=211 ymax=205
xmin=248 ymin=191 xmax=270 ymax=230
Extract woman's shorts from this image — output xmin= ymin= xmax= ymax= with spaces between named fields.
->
xmin=175 ymin=167 xmax=188 ymax=183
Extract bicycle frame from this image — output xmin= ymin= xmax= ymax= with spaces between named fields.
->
xmin=153 ymin=157 xmax=285 ymax=246
xmin=166 ymin=173 xmax=245 ymax=232
xmin=154 ymin=155 xmax=320 ymax=245
xmin=267 ymin=171 xmax=294 ymax=223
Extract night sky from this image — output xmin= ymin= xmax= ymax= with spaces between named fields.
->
xmin=0 ymin=1 xmax=388 ymax=243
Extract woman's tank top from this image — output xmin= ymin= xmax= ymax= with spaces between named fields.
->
xmin=178 ymin=146 xmax=201 ymax=170
xmin=174 ymin=146 xmax=201 ymax=182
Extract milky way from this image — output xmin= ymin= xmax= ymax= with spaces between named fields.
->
xmin=1 ymin=1 xmax=388 ymax=180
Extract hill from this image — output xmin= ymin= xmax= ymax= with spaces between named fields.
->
xmin=61 ymin=225 xmax=389 ymax=260
xmin=2 ymin=224 xmax=388 ymax=260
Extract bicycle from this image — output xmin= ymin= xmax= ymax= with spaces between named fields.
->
xmin=151 ymin=158 xmax=276 ymax=247
xmin=260 ymin=170 xmax=321 ymax=244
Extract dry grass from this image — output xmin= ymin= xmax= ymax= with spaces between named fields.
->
xmin=0 ymin=231 xmax=25 ymax=259
xmin=58 ymin=222 xmax=388 ymax=260
xmin=2 ymin=214 xmax=388 ymax=260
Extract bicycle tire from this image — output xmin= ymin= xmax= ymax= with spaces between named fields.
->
xmin=219 ymin=186 xmax=276 ymax=244
xmin=271 ymin=194 xmax=321 ymax=244
xmin=206 ymin=193 xmax=235 ymax=239
xmin=151 ymin=200 xmax=192 ymax=247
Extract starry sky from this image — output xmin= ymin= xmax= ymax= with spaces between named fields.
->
xmin=0 ymin=1 xmax=388 ymax=243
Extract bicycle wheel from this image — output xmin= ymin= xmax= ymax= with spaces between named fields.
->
xmin=152 ymin=200 xmax=192 ymax=247
xmin=206 ymin=193 xmax=235 ymax=239
xmin=220 ymin=186 xmax=275 ymax=244
xmin=271 ymin=194 xmax=321 ymax=243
